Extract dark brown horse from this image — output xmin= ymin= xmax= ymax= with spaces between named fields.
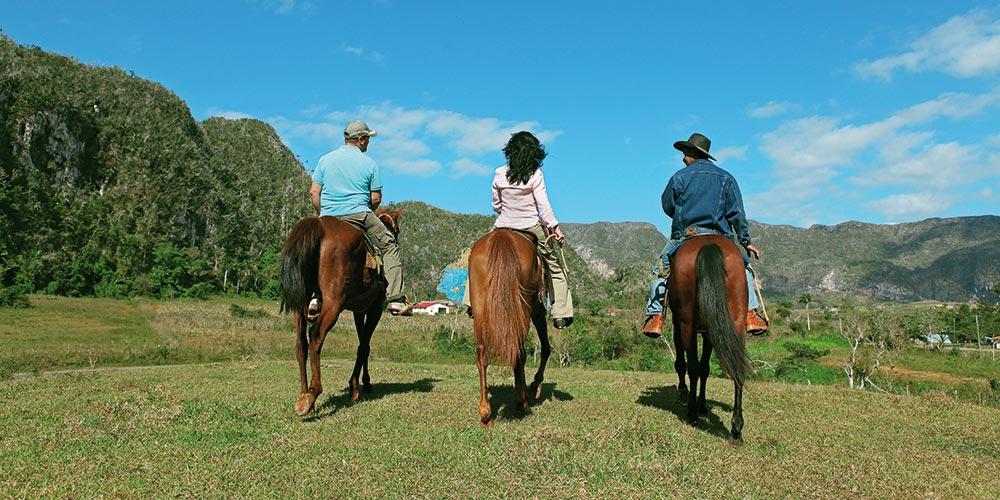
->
xmin=669 ymin=234 xmax=751 ymax=444
xmin=278 ymin=210 xmax=401 ymax=416
xmin=468 ymin=229 xmax=551 ymax=427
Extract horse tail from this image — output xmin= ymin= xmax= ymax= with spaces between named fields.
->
xmin=696 ymin=243 xmax=750 ymax=388
xmin=480 ymin=232 xmax=531 ymax=368
xmin=279 ymin=217 xmax=325 ymax=315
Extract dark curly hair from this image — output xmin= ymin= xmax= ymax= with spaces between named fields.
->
xmin=503 ymin=131 xmax=547 ymax=185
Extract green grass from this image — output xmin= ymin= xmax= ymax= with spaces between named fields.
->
xmin=1 ymin=359 xmax=997 ymax=497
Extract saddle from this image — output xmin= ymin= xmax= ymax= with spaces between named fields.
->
xmin=343 ymin=235 xmax=386 ymax=312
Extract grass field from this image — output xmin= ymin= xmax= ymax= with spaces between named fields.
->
xmin=1 ymin=359 xmax=998 ymax=497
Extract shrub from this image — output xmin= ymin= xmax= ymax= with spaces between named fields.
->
xmin=229 ymin=303 xmax=269 ymax=319
xmin=433 ymin=325 xmax=474 ymax=356
xmin=0 ymin=285 xmax=30 ymax=308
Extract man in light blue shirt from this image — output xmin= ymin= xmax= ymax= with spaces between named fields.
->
xmin=308 ymin=120 xmax=407 ymax=316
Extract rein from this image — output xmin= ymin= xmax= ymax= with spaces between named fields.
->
xmin=378 ymin=212 xmax=398 ymax=236
xmin=543 ymin=233 xmax=571 ymax=275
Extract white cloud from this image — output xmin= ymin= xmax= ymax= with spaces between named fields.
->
xmin=299 ymin=104 xmax=328 ymax=117
xmin=341 ymin=44 xmax=385 ymax=64
xmin=713 ymin=145 xmax=748 ymax=163
xmin=760 ymin=88 xmax=1000 ymax=175
xmin=747 ymin=101 xmax=798 ymax=119
xmin=854 ymin=8 xmax=1000 ymax=81
xmin=250 ymin=0 xmax=313 ymax=15
xmin=268 ymin=102 xmax=560 ymax=177
xmin=753 ymin=87 xmax=1000 ymax=223
xmin=854 ymin=141 xmax=987 ymax=188
xmin=382 ymin=158 xmax=441 ymax=176
xmin=268 ymin=116 xmax=342 ymax=143
xmin=450 ymin=158 xmax=492 ymax=178
xmin=205 ymin=108 xmax=254 ymax=120
xmin=985 ymin=133 xmax=1000 ymax=148
xmin=865 ymin=192 xmax=956 ymax=221
xmin=342 ymin=45 xmax=364 ymax=56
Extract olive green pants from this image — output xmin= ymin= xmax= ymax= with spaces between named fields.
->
xmin=336 ymin=211 xmax=406 ymax=303
xmin=462 ymin=224 xmax=573 ymax=319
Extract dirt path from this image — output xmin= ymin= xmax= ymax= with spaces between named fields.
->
xmin=820 ymin=357 xmax=987 ymax=386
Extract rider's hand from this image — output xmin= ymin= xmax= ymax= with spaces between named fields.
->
xmin=746 ymin=243 xmax=762 ymax=260
xmin=552 ymin=226 xmax=567 ymax=245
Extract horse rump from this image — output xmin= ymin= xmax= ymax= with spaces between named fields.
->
xmin=695 ymin=243 xmax=750 ymax=388
xmin=474 ymin=231 xmax=532 ymax=368
xmin=279 ymin=217 xmax=325 ymax=315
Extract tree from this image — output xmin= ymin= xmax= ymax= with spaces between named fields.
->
xmin=799 ymin=293 xmax=813 ymax=331
xmin=840 ymin=307 xmax=902 ymax=391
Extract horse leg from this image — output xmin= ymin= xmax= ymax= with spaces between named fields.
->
xmin=529 ymin=307 xmax=550 ymax=401
xmin=475 ymin=323 xmax=492 ymax=428
xmin=730 ymin=382 xmax=745 ymax=446
xmin=514 ymin=354 xmax=528 ymax=413
xmin=349 ymin=311 xmax=369 ymax=401
xmin=673 ymin=327 xmax=688 ymax=404
xmin=362 ymin=305 xmax=383 ymax=393
xmin=697 ymin=334 xmax=713 ymax=415
xmin=293 ymin=313 xmax=313 ymax=416
xmin=303 ymin=301 xmax=342 ymax=412
xmin=684 ymin=329 xmax=700 ymax=425
xmin=350 ymin=303 xmax=383 ymax=398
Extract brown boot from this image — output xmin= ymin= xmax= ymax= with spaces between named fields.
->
xmin=747 ymin=309 xmax=769 ymax=335
xmin=642 ymin=314 xmax=664 ymax=339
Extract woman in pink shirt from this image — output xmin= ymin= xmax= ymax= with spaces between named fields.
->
xmin=491 ymin=131 xmax=574 ymax=328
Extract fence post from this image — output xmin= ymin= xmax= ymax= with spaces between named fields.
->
xmin=976 ymin=315 xmax=981 ymax=353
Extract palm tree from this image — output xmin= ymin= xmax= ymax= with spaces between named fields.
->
xmin=799 ymin=293 xmax=813 ymax=331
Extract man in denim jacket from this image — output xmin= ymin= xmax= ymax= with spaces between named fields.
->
xmin=641 ymin=132 xmax=769 ymax=338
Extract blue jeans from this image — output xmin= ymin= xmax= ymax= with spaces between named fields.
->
xmin=645 ymin=235 xmax=761 ymax=316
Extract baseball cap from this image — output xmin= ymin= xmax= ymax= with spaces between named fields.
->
xmin=344 ymin=120 xmax=378 ymax=139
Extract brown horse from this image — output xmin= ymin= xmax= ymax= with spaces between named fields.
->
xmin=668 ymin=234 xmax=751 ymax=444
xmin=278 ymin=210 xmax=401 ymax=416
xmin=468 ymin=229 xmax=552 ymax=427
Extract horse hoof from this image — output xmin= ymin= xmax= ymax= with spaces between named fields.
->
xmin=294 ymin=393 xmax=316 ymax=416
xmin=727 ymin=437 xmax=744 ymax=447
xmin=351 ymin=389 xmax=361 ymax=402
xmin=529 ymin=382 xmax=542 ymax=401
xmin=480 ymin=419 xmax=494 ymax=429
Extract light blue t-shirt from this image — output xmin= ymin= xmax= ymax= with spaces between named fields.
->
xmin=311 ymin=145 xmax=383 ymax=216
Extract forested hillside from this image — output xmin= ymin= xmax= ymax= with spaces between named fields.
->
xmin=2 ymin=36 xmax=996 ymax=306
xmin=749 ymin=216 xmax=1000 ymax=301
xmin=0 ymin=36 xmax=311 ymax=302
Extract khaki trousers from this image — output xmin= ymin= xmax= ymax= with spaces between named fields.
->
xmin=336 ymin=211 xmax=406 ymax=303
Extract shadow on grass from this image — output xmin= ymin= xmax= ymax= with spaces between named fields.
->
xmin=305 ymin=377 xmax=440 ymax=421
xmin=489 ymin=382 xmax=574 ymax=421
xmin=637 ymin=385 xmax=733 ymax=440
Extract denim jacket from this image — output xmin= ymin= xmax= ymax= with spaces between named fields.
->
xmin=661 ymin=159 xmax=751 ymax=246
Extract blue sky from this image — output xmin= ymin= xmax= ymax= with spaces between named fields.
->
xmin=3 ymin=1 xmax=999 ymax=231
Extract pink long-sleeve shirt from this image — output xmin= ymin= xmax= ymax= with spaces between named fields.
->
xmin=492 ymin=165 xmax=559 ymax=230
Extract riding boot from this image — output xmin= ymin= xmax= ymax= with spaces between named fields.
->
xmin=642 ymin=314 xmax=664 ymax=339
xmin=747 ymin=309 xmax=769 ymax=335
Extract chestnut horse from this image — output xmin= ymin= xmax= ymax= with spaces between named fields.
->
xmin=468 ymin=229 xmax=551 ymax=427
xmin=278 ymin=211 xmax=401 ymax=416
xmin=669 ymin=234 xmax=751 ymax=444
